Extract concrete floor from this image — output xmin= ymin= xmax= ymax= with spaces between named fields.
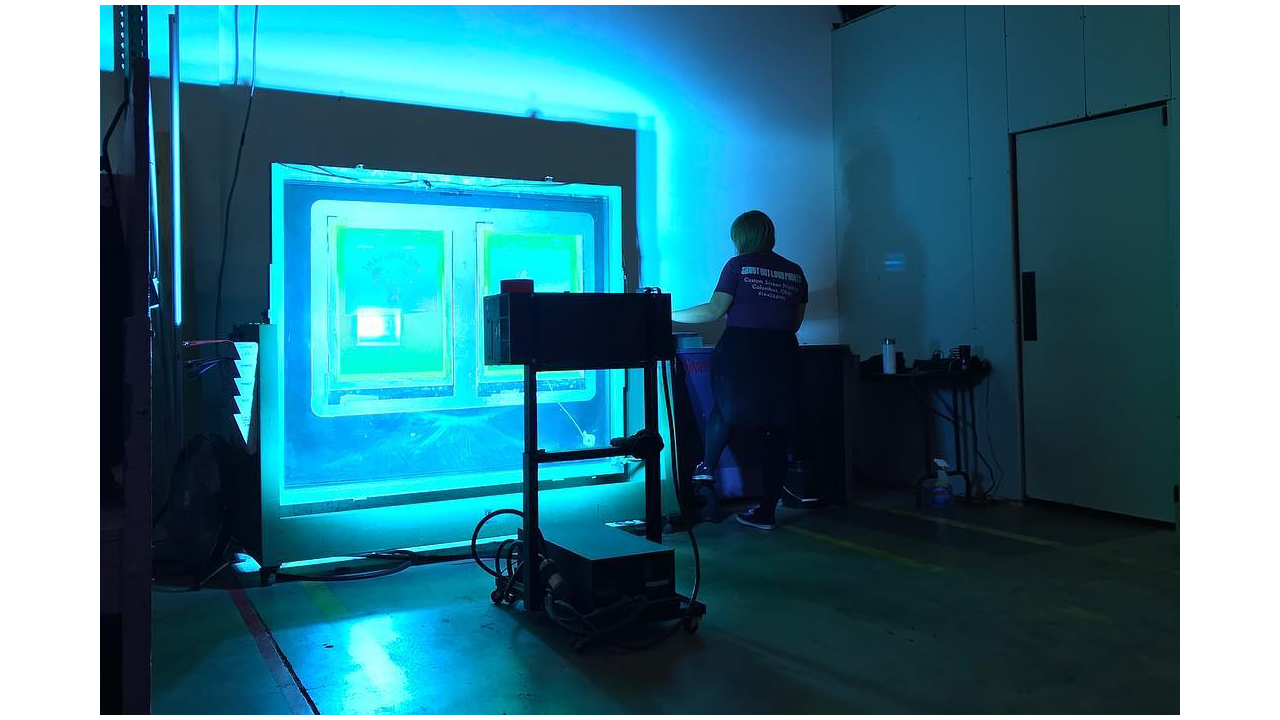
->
xmin=151 ymin=492 xmax=1178 ymax=714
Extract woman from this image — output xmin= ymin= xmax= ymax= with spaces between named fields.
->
xmin=672 ymin=210 xmax=807 ymax=530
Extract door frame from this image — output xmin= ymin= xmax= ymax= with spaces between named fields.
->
xmin=1009 ymin=99 xmax=1172 ymax=503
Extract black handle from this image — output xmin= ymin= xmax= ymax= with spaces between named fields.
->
xmin=1021 ymin=271 xmax=1038 ymax=341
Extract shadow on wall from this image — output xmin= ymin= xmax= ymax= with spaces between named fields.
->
xmin=840 ymin=133 xmax=930 ymax=489
xmin=839 ymin=133 xmax=925 ymax=356
xmin=805 ymin=284 xmax=838 ymax=325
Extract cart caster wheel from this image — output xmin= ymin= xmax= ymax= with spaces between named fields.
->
xmin=260 ymin=566 xmax=279 ymax=587
xmin=490 ymin=588 xmax=505 ymax=605
xmin=682 ymin=616 xmax=701 ymax=634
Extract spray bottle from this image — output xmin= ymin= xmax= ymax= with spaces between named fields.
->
xmin=932 ymin=458 xmax=953 ymax=507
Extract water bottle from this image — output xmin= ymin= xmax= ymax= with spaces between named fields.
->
xmin=882 ymin=338 xmax=897 ymax=374
xmin=931 ymin=458 xmax=952 ymax=507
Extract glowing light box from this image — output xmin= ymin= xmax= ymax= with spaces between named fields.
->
xmin=268 ymin=164 xmax=625 ymax=523
xmin=329 ymin=225 xmax=450 ymax=386
xmin=477 ymin=225 xmax=585 ymax=388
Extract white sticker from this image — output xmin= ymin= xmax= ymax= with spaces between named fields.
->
xmin=233 ymin=413 xmax=252 ymax=443
xmin=233 ymin=342 xmax=259 ymax=363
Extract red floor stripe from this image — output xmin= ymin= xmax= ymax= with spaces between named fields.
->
xmin=228 ymin=587 xmax=320 ymax=715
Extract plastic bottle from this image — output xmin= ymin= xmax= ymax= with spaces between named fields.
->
xmin=882 ymin=338 xmax=897 ymax=374
xmin=931 ymin=458 xmax=952 ymax=507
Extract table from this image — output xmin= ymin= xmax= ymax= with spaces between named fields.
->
xmin=860 ymin=358 xmax=992 ymax=507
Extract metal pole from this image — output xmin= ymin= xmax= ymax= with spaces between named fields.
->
xmin=643 ymin=361 xmax=662 ymax=543
xmin=919 ymin=382 xmax=930 ymax=508
xmin=951 ymin=385 xmax=962 ymax=474
xmin=169 ymin=8 xmax=182 ymax=329
xmin=969 ymin=382 xmax=980 ymax=502
xmin=522 ymin=364 xmax=542 ymax=611
xmin=123 ymin=48 xmax=154 ymax=715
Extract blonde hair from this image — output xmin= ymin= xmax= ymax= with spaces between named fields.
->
xmin=730 ymin=210 xmax=775 ymax=254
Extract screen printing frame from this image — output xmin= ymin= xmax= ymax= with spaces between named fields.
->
xmin=258 ymin=164 xmax=641 ymax=567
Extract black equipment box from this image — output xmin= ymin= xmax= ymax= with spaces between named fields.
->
xmin=530 ymin=522 xmax=677 ymax=615
xmin=484 ymin=292 xmax=674 ymax=370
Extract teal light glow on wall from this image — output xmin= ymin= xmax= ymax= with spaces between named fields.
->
xmin=100 ymin=4 xmax=842 ymax=344
xmin=101 ymin=5 xmax=841 ymax=563
xmin=99 ymin=5 xmax=114 ymax=72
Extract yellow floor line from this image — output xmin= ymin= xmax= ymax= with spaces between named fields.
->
xmin=1059 ymin=604 xmax=1112 ymax=623
xmin=301 ymin=580 xmax=350 ymax=620
xmin=783 ymin=525 xmax=944 ymax=572
xmin=784 ymin=516 xmax=1123 ymax=626
xmin=850 ymin=500 xmax=1177 ymax=576
xmin=851 ymin=501 xmax=1066 ymax=548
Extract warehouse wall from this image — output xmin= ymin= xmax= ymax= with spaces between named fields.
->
xmin=833 ymin=5 xmax=1178 ymax=496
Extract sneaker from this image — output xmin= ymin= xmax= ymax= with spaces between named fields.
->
xmin=735 ymin=507 xmax=776 ymax=530
xmin=692 ymin=462 xmax=713 ymax=483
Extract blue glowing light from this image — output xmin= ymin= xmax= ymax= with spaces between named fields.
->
xmin=341 ymin=615 xmax=411 ymax=712
xmin=254 ymin=163 xmax=633 ymax=564
xmin=169 ymin=8 xmax=183 ymax=328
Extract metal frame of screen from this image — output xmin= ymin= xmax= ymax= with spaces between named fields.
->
xmin=257 ymin=163 xmax=637 ymax=566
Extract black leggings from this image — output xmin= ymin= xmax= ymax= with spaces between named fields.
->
xmin=703 ymin=404 xmax=789 ymax=519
